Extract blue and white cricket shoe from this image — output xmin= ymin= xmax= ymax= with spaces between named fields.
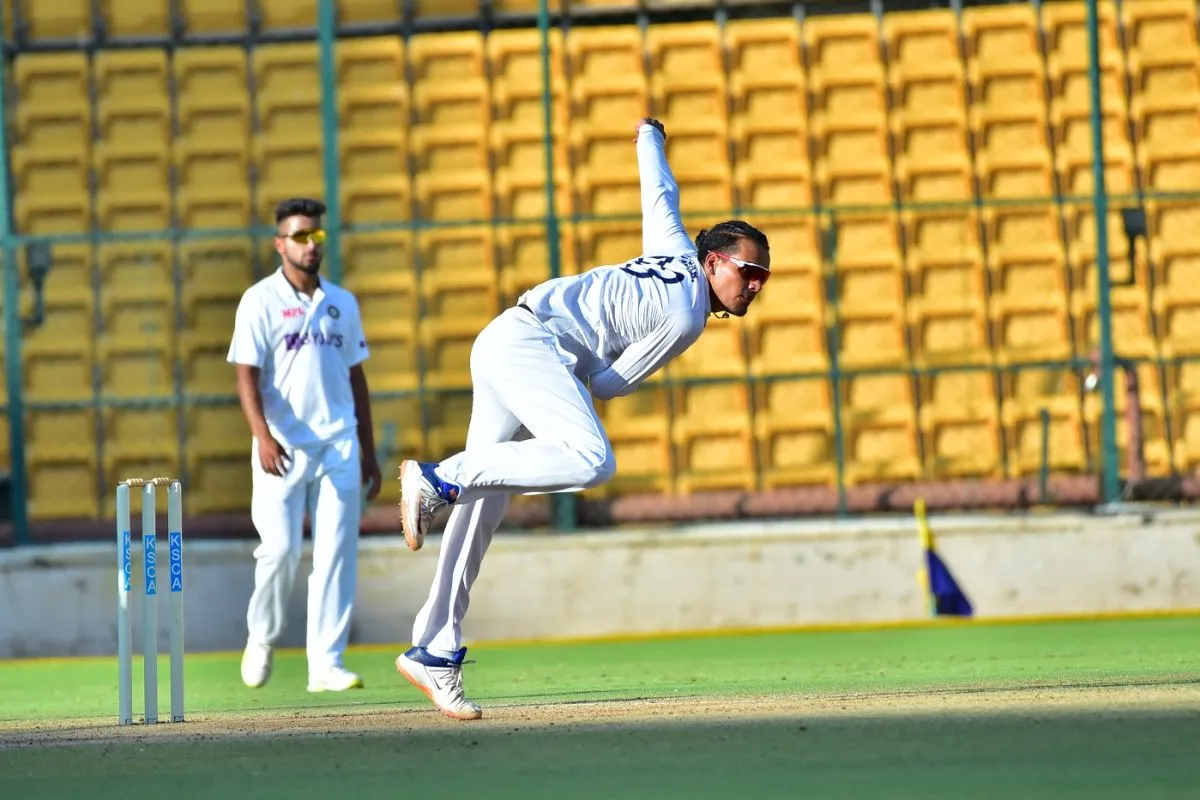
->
xmin=398 ymin=460 xmax=459 ymax=551
xmin=395 ymin=646 xmax=483 ymax=721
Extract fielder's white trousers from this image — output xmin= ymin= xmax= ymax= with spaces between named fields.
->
xmin=247 ymin=433 xmax=361 ymax=671
xmin=412 ymin=308 xmax=616 ymax=654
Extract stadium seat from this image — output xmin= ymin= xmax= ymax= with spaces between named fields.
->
xmin=726 ymin=17 xmax=809 ymax=208
xmin=904 ymin=210 xmax=990 ymax=368
xmin=489 ymin=28 xmax=571 ymax=222
xmin=754 ymin=377 xmax=836 ymax=488
xmin=669 ymin=317 xmax=750 ymax=381
xmin=1064 ymin=205 xmax=1156 ymax=361
xmin=1167 ymin=357 xmax=1200 ymax=472
xmin=574 ymin=220 xmax=641 ymax=272
xmin=411 ymin=125 xmax=490 ymax=222
xmin=1000 ymin=366 xmax=1087 ymax=477
xmin=963 ymin=4 xmax=1053 ymax=202
xmin=982 ymin=206 xmax=1071 ymax=365
xmin=185 ymin=451 xmax=253 ymax=514
xmin=805 ymin=14 xmax=891 ymax=207
xmin=918 ymin=369 xmax=1003 ymax=479
xmin=495 ymin=224 xmax=575 ymax=304
xmin=174 ymin=48 xmax=252 ymax=228
xmin=672 ymin=381 xmax=757 ymax=493
xmin=20 ymin=244 xmax=94 ymax=402
xmin=103 ymin=408 xmax=182 ymax=491
xmin=95 ymin=144 xmax=172 ymax=231
xmin=419 ymin=319 xmax=481 ymax=390
xmin=567 ymin=25 xmax=648 ymax=218
xmin=27 ymin=408 xmax=100 ymax=520
xmin=595 ymin=381 xmax=674 ymax=497
xmin=417 ymin=228 xmax=500 ymax=324
xmin=841 ymin=373 xmax=922 ymax=484
xmin=1149 ymin=200 xmax=1200 ymax=358
xmin=179 ymin=241 xmax=255 ymax=307
xmin=97 ymin=244 xmax=177 ymax=400
xmin=339 ymin=0 xmax=406 ymax=25
xmin=179 ymin=0 xmax=248 ymax=34
xmin=257 ymin=0 xmax=317 ymax=30
xmin=746 ymin=253 xmax=828 ymax=377
xmin=368 ymin=394 xmax=423 ymax=504
xmin=343 ymin=231 xmax=414 ymax=281
xmin=357 ymin=317 xmax=420 ymax=393
xmin=884 ymin=9 xmax=973 ymax=204
xmin=1042 ymin=1 xmax=1134 ymax=198
xmin=94 ymin=50 xmax=170 ymax=143
xmin=14 ymin=0 xmax=92 ymax=41
xmin=830 ymin=213 xmax=907 ymax=369
xmin=12 ymin=148 xmax=91 ymax=233
xmin=254 ymin=43 xmax=322 ymax=136
xmin=422 ymin=390 xmax=472 ymax=462
xmin=645 ymin=22 xmax=732 ymax=214
xmin=99 ymin=0 xmax=169 ymax=37
xmin=491 ymin=0 xmax=554 ymax=14
xmin=184 ymin=405 xmax=247 ymax=473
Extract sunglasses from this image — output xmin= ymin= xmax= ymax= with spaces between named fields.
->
xmin=278 ymin=228 xmax=327 ymax=245
xmin=715 ymin=251 xmax=771 ymax=283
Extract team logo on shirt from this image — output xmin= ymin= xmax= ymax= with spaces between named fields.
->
xmin=327 ymin=305 xmax=340 ymax=319
xmin=281 ymin=307 xmax=305 ymax=318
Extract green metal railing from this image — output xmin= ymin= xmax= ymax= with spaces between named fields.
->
xmin=0 ymin=0 xmax=1160 ymax=544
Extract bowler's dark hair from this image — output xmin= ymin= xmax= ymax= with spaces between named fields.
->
xmin=695 ymin=220 xmax=769 ymax=263
xmin=275 ymin=197 xmax=326 ymax=226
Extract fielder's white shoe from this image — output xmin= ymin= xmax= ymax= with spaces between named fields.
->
xmin=241 ymin=641 xmax=273 ymax=688
xmin=395 ymin=646 xmax=483 ymax=721
xmin=307 ymin=664 xmax=365 ymax=692
xmin=398 ymin=460 xmax=460 ymax=552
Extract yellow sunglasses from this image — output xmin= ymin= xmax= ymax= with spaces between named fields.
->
xmin=278 ymin=228 xmax=327 ymax=245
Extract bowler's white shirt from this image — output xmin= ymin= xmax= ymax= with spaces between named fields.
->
xmin=518 ymin=125 xmax=710 ymax=399
xmin=227 ymin=268 xmax=369 ymax=449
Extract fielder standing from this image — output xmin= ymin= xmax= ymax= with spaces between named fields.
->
xmin=394 ymin=118 xmax=771 ymax=720
xmin=228 ymin=197 xmax=382 ymax=692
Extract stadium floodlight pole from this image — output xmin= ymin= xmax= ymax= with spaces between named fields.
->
xmin=1085 ymin=0 xmax=1120 ymax=505
xmin=0 ymin=8 xmax=29 ymax=546
xmin=538 ymin=0 xmax=576 ymax=533
xmin=317 ymin=0 xmax=343 ymax=284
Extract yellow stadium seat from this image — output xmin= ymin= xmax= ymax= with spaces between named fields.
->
xmin=179 ymin=0 xmax=247 ymax=33
xmin=919 ymin=369 xmax=1002 ymax=479
xmin=1063 ymin=205 xmax=1155 ymax=362
xmin=755 ymin=377 xmax=836 ymax=488
xmin=14 ymin=0 xmax=91 ymax=40
xmin=12 ymin=148 xmax=91 ymax=233
xmin=1001 ymin=366 xmax=1086 ymax=477
xmin=343 ymin=231 xmax=415 ymax=281
xmin=830 ymin=213 xmax=907 ymax=369
xmin=1148 ymin=201 xmax=1200 ymax=357
xmin=884 ymin=10 xmax=973 ymax=203
xmin=369 ymin=394 xmax=423 ymax=502
xmin=186 ymin=452 xmax=253 ymax=514
xmin=672 ymin=381 xmax=756 ymax=493
xmin=103 ymin=407 xmax=181 ymax=484
xmin=99 ymin=0 xmax=169 ymax=37
xmin=411 ymin=124 xmax=490 ymax=222
xmin=94 ymin=50 xmax=170 ymax=143
xmin=574 ymin=220 xmax=639 ymax=270
xmin=95 ymin=144 xmax=172 ymax=231
xmin=496 ymin=224 xmax=575 ymax=304
xmin=566 ymin=25 xmax=648 ymax=130
xmin=420 ymin=319 xmax=483 ymax=390
xmin=491 ymin=0 xmax=556 ymax=14
xmin=254 ymin=43 xmax=322 ymax=135
xmin=27 ymin=407 xmax=100 ymax=520
xmin=339 ymin=0 xmax=405 ymax=25
xmin=806 ymin=14 xmax=889 ymax=206
xmin=258 ymin=0 xmax=317 ymax=29
xmin=180 ymin=241 xmax=255 ymax=303
xmin=338 ymin=38 xmax=407 ymax=121
xmin=422 ymin=390 xmax=472 ymax=461
xmin=1167 ymin=358 xmax=1200 ymax=472
xmin=489 ymin=28 xmax=567 ymax=127
xmin=20 ymin=244 xmax=94 ymax=401
xmin=176 ymin=145 xmax=252 ymax=229
xmin=410 ymin=30 xmax=488 ymax=111
xmin=841 ymin=373 xmax=921 ymax=484
xmin=411 ymin=0 xmax=479 ymax=21
xmin=185 ymin=404 xmax=247 ymax=462
xmin=595 ymin=381 xmax=673 ymax=497
xmin=418 ymin=228 xmax=500 ymax=322
xmin=360 ymin=319 xmax=419 ymax=392
xmin=669 ymin=317 xmax=749 ymax=380
xmin=905 ymin=211 xmax=989 ymax=367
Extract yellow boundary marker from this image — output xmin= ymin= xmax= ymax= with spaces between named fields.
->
xmin=7 ymin=608 xmax=1200 ymax=666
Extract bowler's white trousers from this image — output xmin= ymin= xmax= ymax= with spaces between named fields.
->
xmin=247 ymin=433 xmax=361 ymax=670
xmin=412 ymin=308 xmax=616 ymax=654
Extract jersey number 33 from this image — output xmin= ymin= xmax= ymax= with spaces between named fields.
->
xmin=619 ymin=254 xmax=696 ymax=285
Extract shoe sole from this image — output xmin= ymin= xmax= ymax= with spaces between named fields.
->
xmin=397 ymin=461 xmax=425 ymax=552
xmin=394 ymin=656 xmax=483 ymax=721
xmin=307 ymin=679 xmax=365 ymax=693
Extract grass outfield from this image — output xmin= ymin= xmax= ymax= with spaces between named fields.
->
xmin=1 ymin=617 xmax=1199 ymax=798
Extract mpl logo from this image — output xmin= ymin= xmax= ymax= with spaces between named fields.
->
xmin=121 ymin=531 xmax=132 ymax=592
xmin=282 ymin=307 xmax=305 ymax=318
xmin=143 ymin=535 xmax=157 ymax=597
xmin=169 ymin=532 xmax=183 ymax=593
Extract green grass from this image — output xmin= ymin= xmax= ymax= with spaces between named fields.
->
xmin=2 ymin=617 xmax=1200 ymax=799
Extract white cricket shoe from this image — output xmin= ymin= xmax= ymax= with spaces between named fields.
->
xmin=398 ymin=460 xmax=460 ymax=552
xmin=395 ymin=646 xmax=483 ymax=721
xmin=241 ymin=641 xmax=273 ymax=688
xmin=307 ymin=664 xmax=365 ymax=692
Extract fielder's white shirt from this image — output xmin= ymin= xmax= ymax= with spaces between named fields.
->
xmin=227 ymin=268 xmax=369 ymax=449
xmin=518 ymin=124 xmax=710 ymax=400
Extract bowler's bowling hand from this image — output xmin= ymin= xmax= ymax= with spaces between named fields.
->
xmin=257 ymin=435 xmax=291 ymax=477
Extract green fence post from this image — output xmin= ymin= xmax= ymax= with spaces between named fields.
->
xmin=0 ymin=8 xmax=29 ymax=545
xmin=538 ymin=0 xmax=576 ymax=533
xmin=1085 ymin=0 xmax=1120 ymax=505
xmin=317 ymin=0 xmax=343 ymax=284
